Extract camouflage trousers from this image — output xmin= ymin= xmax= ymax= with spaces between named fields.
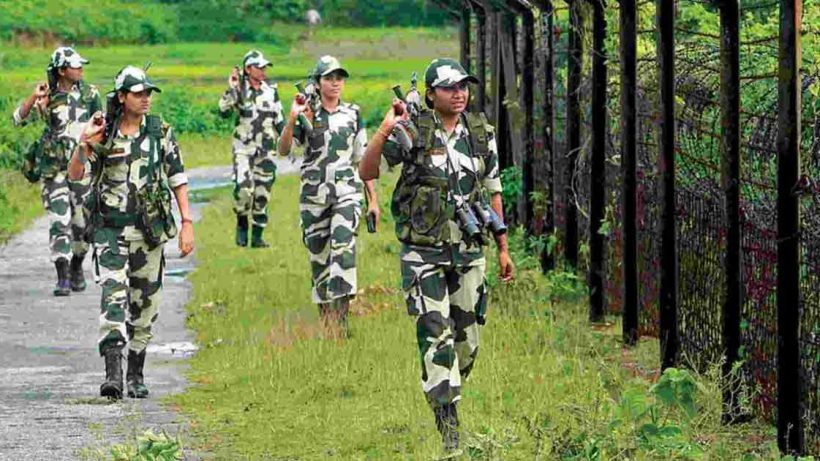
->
xmin=300 ymin=195 xmax=361 ymax=303
xmin=233 ymin=146 xmax=276 ymax=228
xmin=41 ymin=170 xmax=91 ymax=262
xmin=94 ymin=228 xmax=164 ymax=355
xmin=402 ymin=257 xmax=487 ymax=409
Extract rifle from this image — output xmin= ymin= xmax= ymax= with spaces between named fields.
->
xmin=390 ymin=72 xmax=422 ymax=150
xmin=294 ymin=80 xmax=319 ymax=136
xmin=233 ymin=66 xmax=246 ymax=107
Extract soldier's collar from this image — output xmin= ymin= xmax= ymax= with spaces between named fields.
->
xmin=318 ymin=99 xmax=347 ymax=115
xmin=54 ymin=81 xmax=81 ymax=95
xmin=432 ymin=111 xmax=466 ymax=138
xmin=116 ymin=116 xmax=147 ymax=139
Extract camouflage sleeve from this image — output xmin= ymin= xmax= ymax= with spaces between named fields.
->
xmin=87 ymin=148 xmax=101 ymax=176
xmin=161 ymin=125 xmax=188 ymax=188
xmin=292 ymin=117 xmax=306 ymax=146
xmin=88 ymin=87 xmax=103 ymax=115
xmin=350 ymin=111 xmax=367 ymax=165
xmin=12 ymin=104 xmax=28 ymax=127
xmin=271 ymin=86 xmax=286 ymax=136
xmin=382 ymin=130 xmax=409 ymax=167
xmin=218 ymin=87 xmax=238 ymax=115
xmin=12 ymin=101 xmax=38 ymax=127
xmin=482 ymin=124 xmax=502 ymax=194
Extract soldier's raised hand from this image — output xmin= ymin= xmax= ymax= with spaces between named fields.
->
xmin=382 ymin=98 xmax=408 ymax=129
xmin=33 ymin=82 xmax=49 ymax=99
xmin=290 ymin=95 xmax=308 ymax=118
xmin=80 ymin=111 xmax=106 ymax=146
xmin=229 ymin=67 xmax=240 ymax=89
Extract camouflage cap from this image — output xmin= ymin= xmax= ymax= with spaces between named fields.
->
xmin=312 ymin=55 xmax=349 ymax=79
xmin=50 ymin=46 xmax=89 ymax=69
xmin=243 ymin=50 xmax=272 ymax=68
xmin=113 ymin=66 xmax=161 ymax=93
xmin=424 ymin=58 xmax=479 ymax=89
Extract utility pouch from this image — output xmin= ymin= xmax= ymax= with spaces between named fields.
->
xmin=137 ymin=184 xmax=176 ymax=248
xmin=21 ymin=138 xmax=43 ymax=183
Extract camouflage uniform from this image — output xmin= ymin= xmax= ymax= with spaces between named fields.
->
xmin=13 ymin=47 xmax=101 ymax=265
xmin=293 ymin=56 xmax=367 ymax=306
xmin=382 ymin=59 xmax=502 ymax=412
xmin=88 ymin=68 xmax=187 ymax=356
xmin=218 ymin=50 xmax=285 ymax=231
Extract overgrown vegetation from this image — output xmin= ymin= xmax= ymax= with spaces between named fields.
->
xmin=79 ymin=428 xmax=184 ymax=461
xmin=0 ymin=0 xmax=452 ymax=45
xmin=170 ymin=171 xmax=787 ymax=459
xmin=0 ymin=0 xmax=178 ymax=44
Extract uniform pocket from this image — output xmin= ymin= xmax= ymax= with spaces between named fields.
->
xmin=403 ymin=273 xmax=425 ymax=316
xmin=102 ymin=154 xmax=128 ymax=183
xmin=408 ymin=185 xmax=445 ymax=245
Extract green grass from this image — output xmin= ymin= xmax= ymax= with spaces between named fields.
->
xmin=0 ymin=170 xmax=41 ymax=244
xmin=172 ymin=172 xmax=782 ymax=460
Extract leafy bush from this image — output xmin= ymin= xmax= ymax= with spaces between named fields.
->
xmin=170 ymin=0 xmax=306 ymax=43
xmin=318 ymin=0 xmax=450 ymax=27
xmin=152 ymin=88 xmax=234 ymax=136
xmin=0 ymin=0 xmax=178 ymax=44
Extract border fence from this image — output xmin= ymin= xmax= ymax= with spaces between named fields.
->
xmin=430 ymin=0 xmax=820 ymax=454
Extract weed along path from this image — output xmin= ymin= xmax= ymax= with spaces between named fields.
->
xmin=0 ymin=159 xmax=298 ymax=460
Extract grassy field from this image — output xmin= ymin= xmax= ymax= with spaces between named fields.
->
xmin=0 ymin=26 xmax=457 ymax=243
xmin=173 ymin=172 xmax=783 ymax=460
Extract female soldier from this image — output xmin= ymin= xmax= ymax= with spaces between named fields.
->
xmin=13 ymin=46 xmax=102 ymax=295
xmin=278 ymin=55 xmax=379 ymax=334
xmin=358 ymin=58 xmax=514 ymax=453
xmin=218 ymin=50 xmax=286 ymax=247
xmin=68 ymin=66 xmax=194 ymax=400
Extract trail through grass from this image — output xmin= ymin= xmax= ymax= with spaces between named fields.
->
xmin=174 ymin=172 xmax=782 ymax=460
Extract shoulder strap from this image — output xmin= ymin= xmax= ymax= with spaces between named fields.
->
xmin=144 ymin=114 xmax=165 ymax=183
xmin=414 ymin=110 xmax=437 ymax=153
xmin=464 ymin=112 xmax=489 ymax=159
xmin=350 ymin=104 xmax=363 ymax=132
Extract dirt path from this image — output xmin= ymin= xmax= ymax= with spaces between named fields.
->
xmin=0 ymin=160 xmax=299 ymax=460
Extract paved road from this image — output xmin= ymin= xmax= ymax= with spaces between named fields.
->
xmin=0 ymin=163 xmax=267 ymax=460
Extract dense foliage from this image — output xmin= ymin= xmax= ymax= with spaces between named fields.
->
xmin=0 ymin=0 xmax=178 ymax=44
xmin=0 ymin=0 xmax=451 ymax=45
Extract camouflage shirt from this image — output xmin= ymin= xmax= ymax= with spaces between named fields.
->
xmin=88 ymin=116 xmax=187 ymax=241
xmin=383 ymin=112 xmax=502 ymax=265
xmin=13 ymin=82 xmax=102 ymax=166
xmin=219 ymin=79 xmax=285 ymax=151
xmin=294 ymin=102 xmax=368 ymax=205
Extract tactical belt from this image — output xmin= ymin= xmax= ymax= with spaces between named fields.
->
xmin=101 ymin=214 xmax=138 ymax=227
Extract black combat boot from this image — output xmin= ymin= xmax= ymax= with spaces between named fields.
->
xmin=69 ymin=254 xmax=86 ymax=292
xmin=434 ymin=403 xmax=460 ymax=453
xmin=100 ymin=346 xmax=123 ymax=399
xmin=126 ymin=349 xmax=149 ymax=398
xmin=250 ymin=225 xmax=269 ymax=248
xmin=235 ymin=215 xmax=249 ymax=247
xmin=53 ymin=258 xmax=70 ymax=296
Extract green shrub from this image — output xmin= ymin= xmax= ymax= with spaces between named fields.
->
xmin=0 ymin=0 xmax=178 ymax=44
